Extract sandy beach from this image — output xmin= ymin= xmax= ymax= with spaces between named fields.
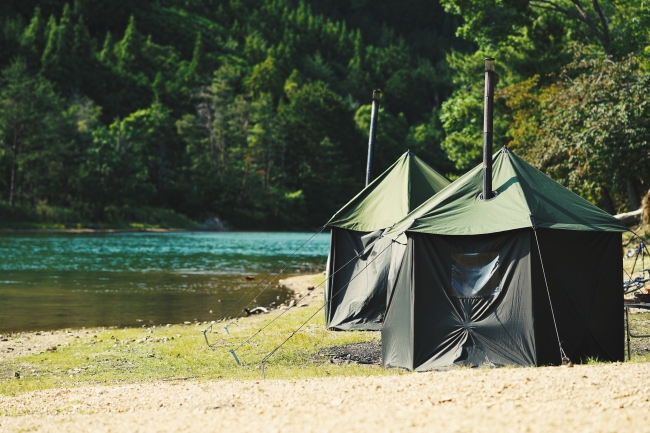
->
xmin=2 ymin=274 xmax=650 ymax=432
xmin=1 ymin=362 xmax=650 ymax=432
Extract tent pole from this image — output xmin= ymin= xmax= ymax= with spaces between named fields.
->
xmin=366 ymin=90 xmax=381 ymax=186
xmin=482 ymin=58 xmax=495 ymax=200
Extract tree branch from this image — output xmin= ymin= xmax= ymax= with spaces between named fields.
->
xmin=530 ymin=0 xmax=584 ymax=22
xmin=530 ymin=0 xmax=610 ymax=52
xmin=570 ymin=0 xmax=608 ymax=51
xmin=591 ymin=0 xmax=611 ymax=50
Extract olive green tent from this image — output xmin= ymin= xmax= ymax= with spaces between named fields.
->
xmin=324 ymin=151 xmax=450 ymax=330
xmin=382 ymin=147 xmax=627 ymax=369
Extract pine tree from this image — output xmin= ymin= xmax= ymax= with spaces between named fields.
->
xmin=188 ymin=32 xmax=204 ymax=80
xmin=22 ymin=7 xmax=45 ymax=55
xmin=152 ymin=72 xmax=164 ymax=102
xmin=73 ymin=16 xmax=92 ymax=61
xmin=71 ymin=15 xmax=94 ymax=92
xmin=56 ymin=4 xmax=75 ymax=65
xmin=40 ymin=15 xmax=59 ymax=74
xmin=41 ymin=4 xmax=75 ymax=86
xmin=99 ymin=31 xmax=116 ymax=65
xmin=116 ymin=15 xmax=144 ymax=72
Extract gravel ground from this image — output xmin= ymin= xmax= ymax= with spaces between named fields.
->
xmin=1 ymin=363 xmax=650 ymax=432
xmin=321 ymin=341 xmax=382 ymax=365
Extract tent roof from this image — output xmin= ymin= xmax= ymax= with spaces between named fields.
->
xmin=327 ymin=151 xmax=451 ymax=232
xmin=384 ymin=148 xmax=627 ymax=239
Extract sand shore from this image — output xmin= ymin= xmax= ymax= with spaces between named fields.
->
xmin=2 ymin=273 xmax=650 ymax=432
xmin=1 ymin=362 xmax=650 ymax=432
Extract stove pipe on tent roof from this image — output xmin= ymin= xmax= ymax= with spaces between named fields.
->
xmin=482 ymin=58 xmax=495 ymax=200
xmin=366 ymin=90 xmax=381 ymax=186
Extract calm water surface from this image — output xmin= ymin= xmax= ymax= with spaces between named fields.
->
xmin=0 ymin=232 xmax=329 ymax=332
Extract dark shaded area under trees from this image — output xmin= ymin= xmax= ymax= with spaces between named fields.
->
xmin=0 ymin=0 xmax=465 ymax=229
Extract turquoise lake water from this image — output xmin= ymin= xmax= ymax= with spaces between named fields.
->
xmin=0 ymin=232 xmax=329 ymax=332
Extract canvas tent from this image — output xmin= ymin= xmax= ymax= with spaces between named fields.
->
xmin=324 ymin=151 xmax=450 ymax=330
xmin=381 ymin=147 xmax=627 ymax=370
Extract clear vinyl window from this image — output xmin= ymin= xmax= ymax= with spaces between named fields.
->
xmin=450 ymin=252 xmax=500 ymax=298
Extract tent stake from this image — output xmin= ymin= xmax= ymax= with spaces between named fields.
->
xmin=229 ymin=349 xmax=241 ymax=366
xmin=366 ymin=90 xmax=381 ymax=186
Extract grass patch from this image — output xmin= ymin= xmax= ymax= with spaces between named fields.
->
xmin=0 ymin=303 xmax=400 ymax=396
xmin=626 ymin=311 xmax=650 ymax=363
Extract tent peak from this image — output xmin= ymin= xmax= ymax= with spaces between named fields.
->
xmin=327 ymin=152 xmax=451 ymax=231
xmin=383 ymin=149 xmax=628 ymax=237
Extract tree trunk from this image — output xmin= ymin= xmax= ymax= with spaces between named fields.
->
xmin=599 ymin=185 xmax=616 ymax=214
xmin=627 ymin=177 xmax=641 ymax=211
xmin=157 ymin=139 xmax=167 ymax=207
xmin=9 ymin=141 xmax=18 ymax=207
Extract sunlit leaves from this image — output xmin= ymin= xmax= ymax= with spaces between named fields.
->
xmin=505 ymin=53 xmax=650 ymax=210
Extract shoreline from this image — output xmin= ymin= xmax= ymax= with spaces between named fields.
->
xmin=0 ymin=227 xmax=190 ymax=234
xmin=0 ymin=228 xmax=328 ymax=234
xmin=0 ymin=273 xmax=326 ymax=355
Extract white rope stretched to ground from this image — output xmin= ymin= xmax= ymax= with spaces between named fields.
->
xmin=227 ymin=235 xmax=388 ymax=363
xmin=202 ymin=225 xmax=327 ymax=347
xmin=257 ymin=240 xmax=394 ymax=371
xmin=530 ymin=215 xmax=569 ymax=364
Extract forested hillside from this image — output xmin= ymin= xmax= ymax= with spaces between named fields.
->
xmin=0 ymin=0 xmax=648 ymax=229
xmin=0 ymin=0 xmax=467 ymax=229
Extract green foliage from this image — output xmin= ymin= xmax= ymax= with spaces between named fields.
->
xmin=505 ymin=54 xmax=650 ymax=212
xmin=0 ymin=0 xmax=464 ymax=228
xmin=439 ymin=0 xmax=650 ymax=212
xmin=0 ymin=201 xmax=82 ymax=226
xmin=0 ymin=58 xmax=73 ymax=208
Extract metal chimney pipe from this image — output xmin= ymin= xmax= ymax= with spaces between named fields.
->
xmin=482 ymin=58 xmax=495 ymax=200
xmin=366 ymin=90 xmax=381 ymax=186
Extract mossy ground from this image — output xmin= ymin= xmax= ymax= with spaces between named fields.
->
xmin=0 ymin=277 xmax=401 ymax=397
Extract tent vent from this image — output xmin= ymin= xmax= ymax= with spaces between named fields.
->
xmin=450 ymin=252 xmax=500 ymax=298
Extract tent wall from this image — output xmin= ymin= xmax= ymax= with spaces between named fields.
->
xmin=531 ymin=229 xmax=623 ymax=365
xmin=382 ymin=238 xmax=415 ymax=369
xmin=382 ymin=229 xmax=624 ymax=370
xmin=383 ymin=231 xmax=536 ymax=370
xmin=325 ymin=228 xmax=392 ymax=330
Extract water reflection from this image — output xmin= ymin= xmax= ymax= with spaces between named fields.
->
xmin=0 ymin=232 xmax=329 ymax=332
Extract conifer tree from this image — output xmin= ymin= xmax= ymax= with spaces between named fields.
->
xmin=21 ymin=7 xmax=45 ymax=57
xmin=40 ymin=15 xmax=59 ymax=74
xmin=56 ymin=3 xmax=74 ymax=64
xmin=188 ymin=32 xmax=204 ymax=80
xmin=99 ymin=32 xmax=116 ymax=65
xmin=116 ymin=15 xmax=143 ymax=72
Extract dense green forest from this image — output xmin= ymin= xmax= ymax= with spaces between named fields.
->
xmin=0 ymin=0 xmax=648 ymax=229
